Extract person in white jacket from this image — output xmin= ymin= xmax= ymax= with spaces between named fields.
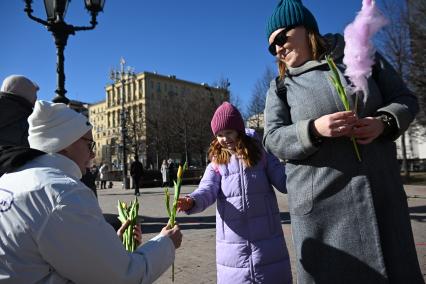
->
xmin=0 ymin=100 xmax=182 ymax=284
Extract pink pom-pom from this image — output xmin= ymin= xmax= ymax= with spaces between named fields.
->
xmin=343 ymin=0 xmax=388 ymax=99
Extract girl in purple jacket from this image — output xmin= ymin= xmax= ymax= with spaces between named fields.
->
xmin=178 ymin=102 xmax=292 ymax=284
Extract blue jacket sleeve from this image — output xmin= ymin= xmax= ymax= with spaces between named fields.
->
xmin=187 ymin=163 xmax=221 ymax=214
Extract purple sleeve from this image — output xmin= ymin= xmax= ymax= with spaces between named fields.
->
xmin=186 ymin=163 xmax=221 ymax=214
xmin=265 ymin=152 xmax=287 ymax=194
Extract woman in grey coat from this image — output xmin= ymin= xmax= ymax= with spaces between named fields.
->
xmin=263 ymin=0 xmax=423 ymax=283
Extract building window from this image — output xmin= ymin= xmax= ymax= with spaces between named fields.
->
xmin=139 ymin=79 xmax=143 ymax=99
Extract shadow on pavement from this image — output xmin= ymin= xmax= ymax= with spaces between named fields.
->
xmin=104 ymin=211 xmax=292 ymax=233
xmin=280 ymin=212 xmax=291 ymax=224
xmin=100 ymin=192 xmax=137 ymax=196
xmin=100 ymin=191 xmax=166 ymax=197
xmin=301 ymin=238 xmax=387 ymax=283
xmin=103 ymin=213 xmax=216 ymax=233
xmin=409 ymin=205 xmax=426 ymax=222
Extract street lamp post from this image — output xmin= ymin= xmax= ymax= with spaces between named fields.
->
xmin=110 ymin=58 xmax=136 ymax=189
xmin=24 ymin=0 xmax=105 ymax=104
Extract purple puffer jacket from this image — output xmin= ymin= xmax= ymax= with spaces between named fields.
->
xmin=187 ymin=152 xmax=292 ymax=284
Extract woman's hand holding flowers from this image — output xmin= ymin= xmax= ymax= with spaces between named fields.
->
xmin=351 ymin=117 xmax=385 ymax=144
xmin=313 ymin=111 xmax=357 ymax=138
xmin=313 ymin=111 xmax=385 ymax=144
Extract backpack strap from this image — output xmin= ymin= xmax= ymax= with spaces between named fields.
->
xmin=275 ymin=76 xmax=289 ymax=109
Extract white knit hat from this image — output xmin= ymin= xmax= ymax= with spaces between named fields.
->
xmin=28 ymin=100 xmax=92 ymax=153
xmin=1 ymin=75 xmax=39 ymax=105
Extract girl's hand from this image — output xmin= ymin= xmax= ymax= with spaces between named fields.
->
xmin=313 ymin=111 xmax=357 ymax=138
xmin=351 ymin=117 xmax=384 ymax=144
xmin=177 ymin=196 xmax=194 ymax=212
xmin=117 ymin=220 xmax=142 ymax=246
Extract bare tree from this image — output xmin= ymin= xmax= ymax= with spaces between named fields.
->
xmin=144 ymin=87 xmax=220 ymax=169
xmin=172 ymin=87 xmax=222 ymax=167
xmin=407 ymin=0 xmax=426 ymax=134
xmin=125 ymin=105 xmax=146 ymax=158
xmin=145 ymin=93 xmax=180 ymax=169
xmin=376 ymin=0 xmax=417 ymax=179
xmin=246 ymin=66 xmax=276 ymax=133
xmin=189 ymin=94 xmax=219 ymax=167
xmin=212 ymin=76 xmax=241 ymax=110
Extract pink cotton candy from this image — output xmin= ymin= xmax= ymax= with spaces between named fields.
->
xmin=343 ymin=0 xmax=388 ymax=98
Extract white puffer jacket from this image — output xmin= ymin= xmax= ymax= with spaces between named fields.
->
xmin=0 ymin=153 xmax=174 ymax=284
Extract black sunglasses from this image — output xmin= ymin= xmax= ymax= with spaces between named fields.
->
xmin=81 ymin=137 xmax=96 ymax=152
xmin=268 ymin=26 xmax=295 ymax=56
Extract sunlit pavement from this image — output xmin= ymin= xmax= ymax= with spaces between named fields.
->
xmin=97 ymin=183 xmax=426 ymax=283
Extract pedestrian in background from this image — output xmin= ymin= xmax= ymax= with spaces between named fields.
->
xmin=0 ymin=101 xmax=182 ymax=283
xmin=178 ymin=102 xmax=292 ymax=283
xmin=0 ymin=75 xmax=38 ymax=147
xmin=167 ymin=158 xmax=176 ymax=180
xmin=81 ymin=164 xmax=98 ymax=198
xmin=263 ymin=0 xmax=422 ymax=282
xmin=92 ymin=164 xmax=99 ymax=188
xmin=130 ymin=155 xmax=143 ymax=196
xmin=161 ymin=159 xmax=170 ymax=187
xmin=99 ymin=163 xmax=108 ymax=189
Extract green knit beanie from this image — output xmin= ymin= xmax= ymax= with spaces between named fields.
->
xmin=266 ymin=0 xmax=319 ymax=40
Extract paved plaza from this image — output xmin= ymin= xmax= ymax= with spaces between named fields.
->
xmin=98 ymin=183 xmax=426 ymax=283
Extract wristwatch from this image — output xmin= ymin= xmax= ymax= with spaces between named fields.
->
xmin=378 ymin=113 xmax=396 ymax=137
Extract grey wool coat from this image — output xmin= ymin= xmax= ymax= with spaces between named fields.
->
xmin=263 ymin=34 xmax=423 ymax=284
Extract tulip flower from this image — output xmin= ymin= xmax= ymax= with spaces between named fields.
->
xmin=326 ymin=55 xmax=362 ymax=162
xmin=164 ymin=161 xmax=187 ymax=282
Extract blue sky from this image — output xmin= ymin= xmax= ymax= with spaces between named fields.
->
xmin=0 ymin=0 xmax=364 ymax=110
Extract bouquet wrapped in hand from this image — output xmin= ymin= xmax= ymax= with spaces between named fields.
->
xmin=117 ymin=198 xmax=139 ymax=252
xmin=326 ymin=55 xmax=362 ymax=162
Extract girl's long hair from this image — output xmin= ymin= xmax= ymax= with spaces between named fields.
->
xmin=208 ymin=133 xmax=262 ymax=168
xmin=278 ymin=27 xmax=327 ymax=79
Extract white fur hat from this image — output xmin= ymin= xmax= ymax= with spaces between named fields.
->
xmin=1 ymin=75 xmax=39 ymax=105
xmin=28 ymin=100 xmax=92 ymax=153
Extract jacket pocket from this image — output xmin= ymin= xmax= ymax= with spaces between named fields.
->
xmin=286 ymin=164 xmax=313 ymax=216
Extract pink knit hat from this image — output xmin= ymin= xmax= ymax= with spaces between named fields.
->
xmin=210 ymin=102 xmax=245 ymax=136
